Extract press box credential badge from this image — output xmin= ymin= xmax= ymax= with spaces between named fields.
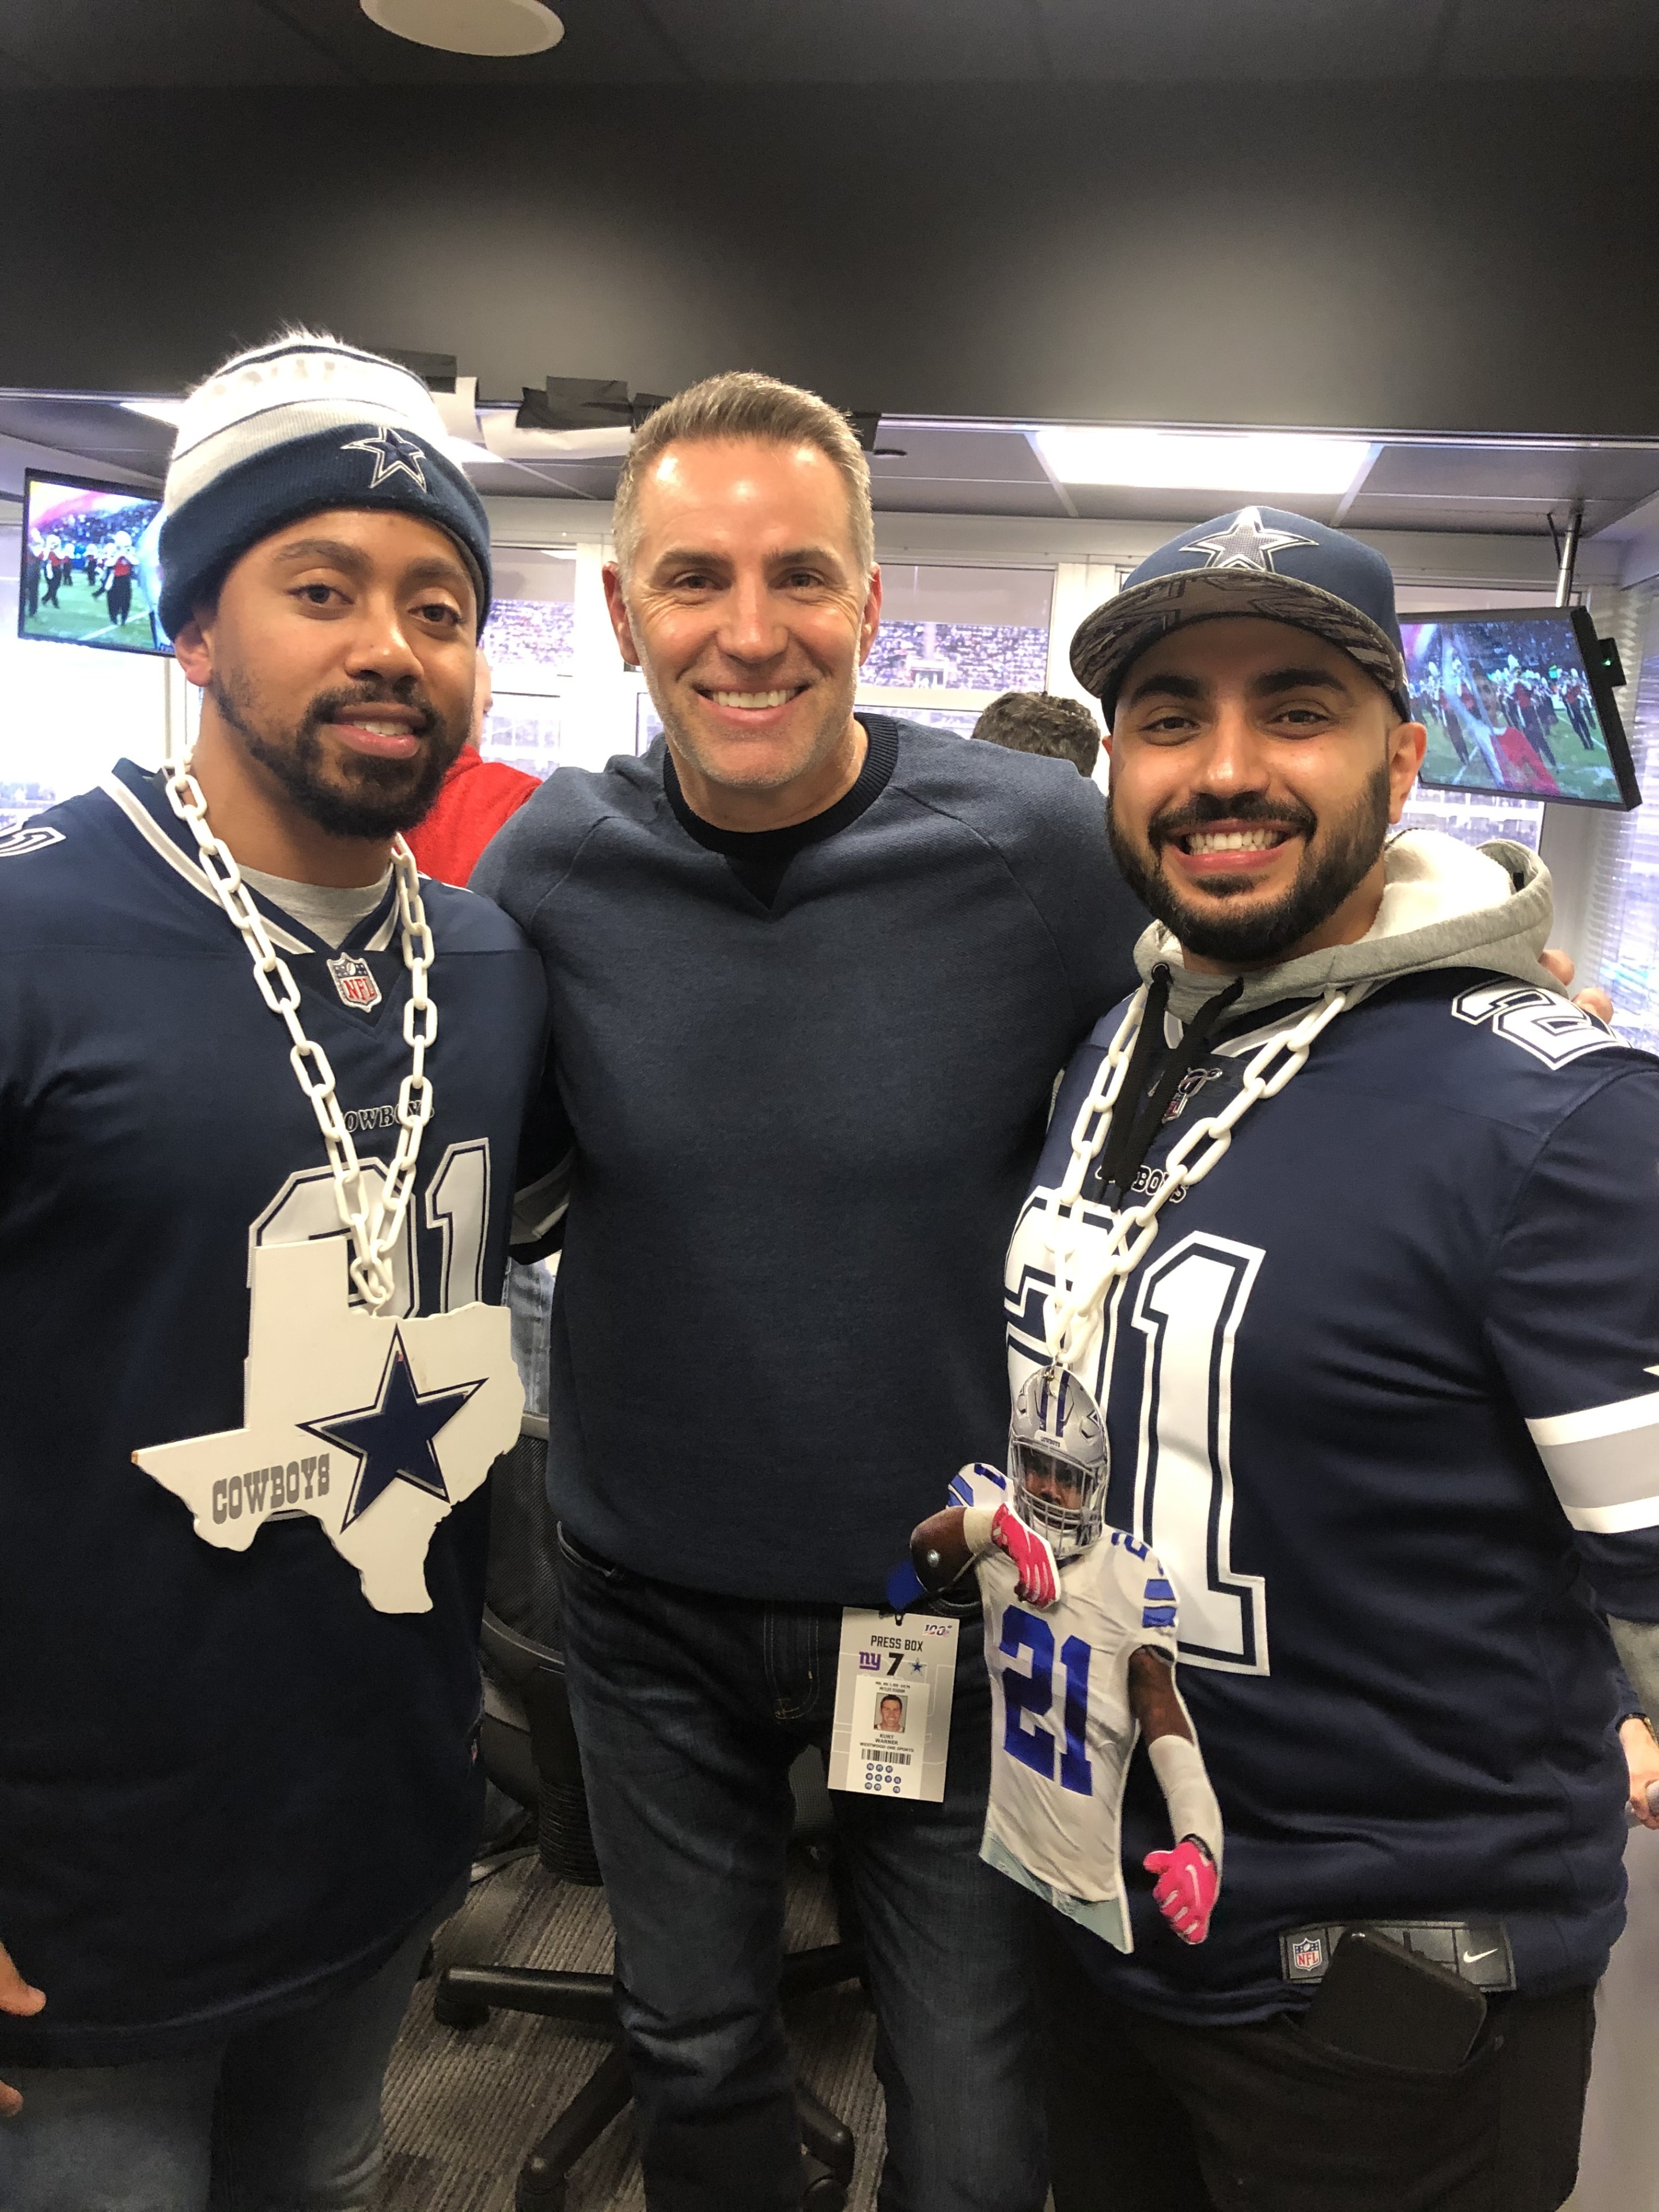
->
xmin=828 ymin=1608 xmax=958 ymax=1802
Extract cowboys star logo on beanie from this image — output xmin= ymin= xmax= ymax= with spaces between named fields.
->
xmin=1071 ymin=503 xmax=1410 ymax=726
xmin=157 ymin=331 xmax=492 ymax=640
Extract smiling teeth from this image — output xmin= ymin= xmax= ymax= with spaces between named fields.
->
xmin=1187 ymin=830 xmax=1283 ymax=854
xmin=710 ymin=690 xmax=793 ymax=709
xmin=347 ymin=720 xmax=411 ymax=736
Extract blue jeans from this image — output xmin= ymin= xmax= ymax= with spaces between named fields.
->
xmin=558 ymin=1532 xmax=1046 ymax=2212
xmin=0 ymin=1909 xmax=440 ymax=2212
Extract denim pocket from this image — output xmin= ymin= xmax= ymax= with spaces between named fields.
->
xmin=555 ymin=1522 xmax=626 ymax=1583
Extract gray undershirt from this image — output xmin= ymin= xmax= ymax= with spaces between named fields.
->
xmin=237 ymin=865 xmax=392 ymax=951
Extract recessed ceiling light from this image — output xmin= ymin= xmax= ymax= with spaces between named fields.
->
xmin=361 ymin=0 xmax=563 ymax=58
xmin=1034 ymin=426 xmax=1372 ymax=499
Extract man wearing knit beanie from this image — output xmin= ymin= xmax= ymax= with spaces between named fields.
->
xmin=0 ymin=334 xmax=563 ymax=2209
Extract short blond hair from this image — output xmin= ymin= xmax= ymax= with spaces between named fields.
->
xmin=612 ymin=370 xmax=874 ymax=580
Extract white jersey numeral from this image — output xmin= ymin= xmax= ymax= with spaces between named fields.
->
xmin=1129 ymin=1232 xmax=1269 ymax=1675
xmin=426 ymin=1140 xmax=490 ymax=1309
xmin=249 ymin=1139 xmax=491 ymax=1317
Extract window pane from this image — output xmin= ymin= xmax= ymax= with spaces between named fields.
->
xmin=479 ymin=692 xmax=561 ymax=781
xmin=859 ymin=565 xmax=1052 ymax=702
xmin=1594 ymin=611 xmax=1659 ymax=1052
xmin=480 ymin=551 xmax=575 ymax=695
xmin=1396 ymin=785 xmax=1543 ymax=854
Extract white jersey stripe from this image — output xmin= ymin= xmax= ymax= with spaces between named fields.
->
xmin=1529 ymin=1388 xmax=1659 ymax=1449
xmin=100 ymin=774 xmax=313 ymax=957
xmin=1560 ymin=1491 xmax=1659 ymax=1536
xmin=1528 ymin=1392 xmax=1659 ymax=1524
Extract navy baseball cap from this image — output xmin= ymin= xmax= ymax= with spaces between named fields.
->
xmin=1071 ymin=505 xmax=1410 ymax=726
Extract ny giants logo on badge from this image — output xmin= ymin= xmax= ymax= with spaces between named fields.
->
xmin=858 ymin=1650 xmax=882 ymax=1672
xmin=1292 ymin=1936 xmax=1325 ymax=1974
xmin=327 ymin=953 xmax=382 ymax=1012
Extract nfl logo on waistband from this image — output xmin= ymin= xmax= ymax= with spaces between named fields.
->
xmin=327 ymin=954 xmax=382 ymax=1011
xmin=1292 ymin=1935 xmax=1324 ymax=1974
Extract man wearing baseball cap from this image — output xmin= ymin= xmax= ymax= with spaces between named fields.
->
xmin=1001 ymin=507 xmax=1659 ymax=2209
xmin=0 ymin=332 xmax=559 ymax=2206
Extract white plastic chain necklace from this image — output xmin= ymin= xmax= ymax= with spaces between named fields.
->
xmin=1041 ymin=975 xmax=1348 ymax=1371
xmin=162 ymin=751 xmax=435 ymax=1315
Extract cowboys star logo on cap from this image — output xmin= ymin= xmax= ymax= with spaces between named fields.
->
xmin=1180 ymin=506 xmax=1317 ymax=573
xmin=342 ymin=424 xmax=430 ymax=494
xmin=1069 ymin=499 xmax=1411 ymax=721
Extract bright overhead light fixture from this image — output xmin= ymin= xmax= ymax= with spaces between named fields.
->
xmin=361 ymin=0 xmax=563 ymax=56
xmin=1034 ymin=426 xmax=1372 ymax=499
xmin=123 ymin=399 xmax=185 ymax=427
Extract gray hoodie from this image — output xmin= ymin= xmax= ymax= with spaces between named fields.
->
xmin=1134 ymin=828 xmax=1567 ymax=1025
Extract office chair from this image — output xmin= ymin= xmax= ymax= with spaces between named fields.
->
xmin=431 ymin=1411 xmax=862 ymax=2212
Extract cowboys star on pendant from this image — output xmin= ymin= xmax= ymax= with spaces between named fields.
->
xmin=342 ymin=424 xmax=430 ymax=493
xmin=304 ymin=1333 xmax=483 ymax=1531
xmin=132 ymin=1238 xmax=523 ymax=1613
xmin=1181 ymin=506 xmax=1317 ymax=573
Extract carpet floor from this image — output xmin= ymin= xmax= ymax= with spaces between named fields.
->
xmin=378 ymin=1851 xmax=885 ymax=2212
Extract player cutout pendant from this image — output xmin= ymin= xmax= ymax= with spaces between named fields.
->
xmin=134 ymin=1239 xmax=524 ymax=1613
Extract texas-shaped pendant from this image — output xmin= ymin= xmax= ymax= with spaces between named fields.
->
xmin=134 ymin=1238 xmax=525 ymax=1613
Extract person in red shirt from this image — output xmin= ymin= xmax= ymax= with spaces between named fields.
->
xmin=405 ymin=656 xmax=541 ymax=885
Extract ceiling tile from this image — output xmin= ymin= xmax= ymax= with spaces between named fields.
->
xmin=636 ymin=0 xmax=1044 ymax=82
xmin=5 ymin=0 xmax=349 ymax=87
xmin=870 ymin=427 xmax=1055 ymax=486
xmin=1031 ymin=0 xmax=1448 ymax=81
xmin=1440 ymin=0 xmax=1659 ymax=76
xmin=1364 ymin=443 xmax=1659 ymax=504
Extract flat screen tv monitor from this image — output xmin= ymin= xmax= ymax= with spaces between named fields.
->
xmin=1400 ymin=605 xmax=1638 ymax=810
xmin=18 ymin=469 xmax=168 ymax=656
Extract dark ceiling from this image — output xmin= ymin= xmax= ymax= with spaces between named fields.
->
xmin=0 ymin=0 xmax=1656 ymax=89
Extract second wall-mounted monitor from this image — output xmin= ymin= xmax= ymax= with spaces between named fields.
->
xmin=1402 ymin=605 xmax=1638 ymax=810
xmin=18 ymin=470 xmax=168 ymax=656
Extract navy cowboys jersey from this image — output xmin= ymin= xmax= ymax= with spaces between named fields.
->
xmin=1006 ymin=969 xmax=1659 ymax=2023
xmin=954 ymin=1464 xmax=1180 ymax=1952
xmin=0 ymin=762 xmax=560 ymax=2065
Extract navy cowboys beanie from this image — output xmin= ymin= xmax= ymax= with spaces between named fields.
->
xmin=1071 ymin=505 xmax=1409 ymax=726
xmin=157 ymin=331 xmax=492 ymax=639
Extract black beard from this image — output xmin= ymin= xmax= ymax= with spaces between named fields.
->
xmin=209 ymin=671 xmax=465 ymax=840
xmin=1108 ymin=767 xmax=1392 ymax=967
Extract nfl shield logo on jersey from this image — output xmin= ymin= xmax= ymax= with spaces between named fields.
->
xmin=1292 ymin=1935 xmax=1325 ymax=1974
xmin=327 ymin=954 xmax=382 ymax=1012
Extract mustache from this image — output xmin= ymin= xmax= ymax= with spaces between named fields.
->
xmin=1146 ymin=790 xmax=1318 ymax=847
xmin=301 ymin=681 xmax=438 ymax=740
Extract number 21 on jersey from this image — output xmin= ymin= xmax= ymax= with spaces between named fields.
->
xmin=999 ymin=1606 xmax=1094 ymax=1796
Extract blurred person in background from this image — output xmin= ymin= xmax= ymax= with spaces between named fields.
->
xmin=404 ymin=653 xmax=540 ymax=885
xmin=972 ymin=688 xmax=1101 ymax=778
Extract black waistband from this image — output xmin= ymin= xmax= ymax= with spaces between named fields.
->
xmin=1280 ymin=1919 xmax=1515 ymax=1991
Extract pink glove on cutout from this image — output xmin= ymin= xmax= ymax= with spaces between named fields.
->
xmin=1143 ymin=1838 xmax=1218 ymax=1945
xmin=990 ymin=1503 xmax=1059 ymax=1607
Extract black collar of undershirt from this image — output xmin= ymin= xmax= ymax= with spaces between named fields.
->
xmin=662 ymin=714 xmax=900 ymax=908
